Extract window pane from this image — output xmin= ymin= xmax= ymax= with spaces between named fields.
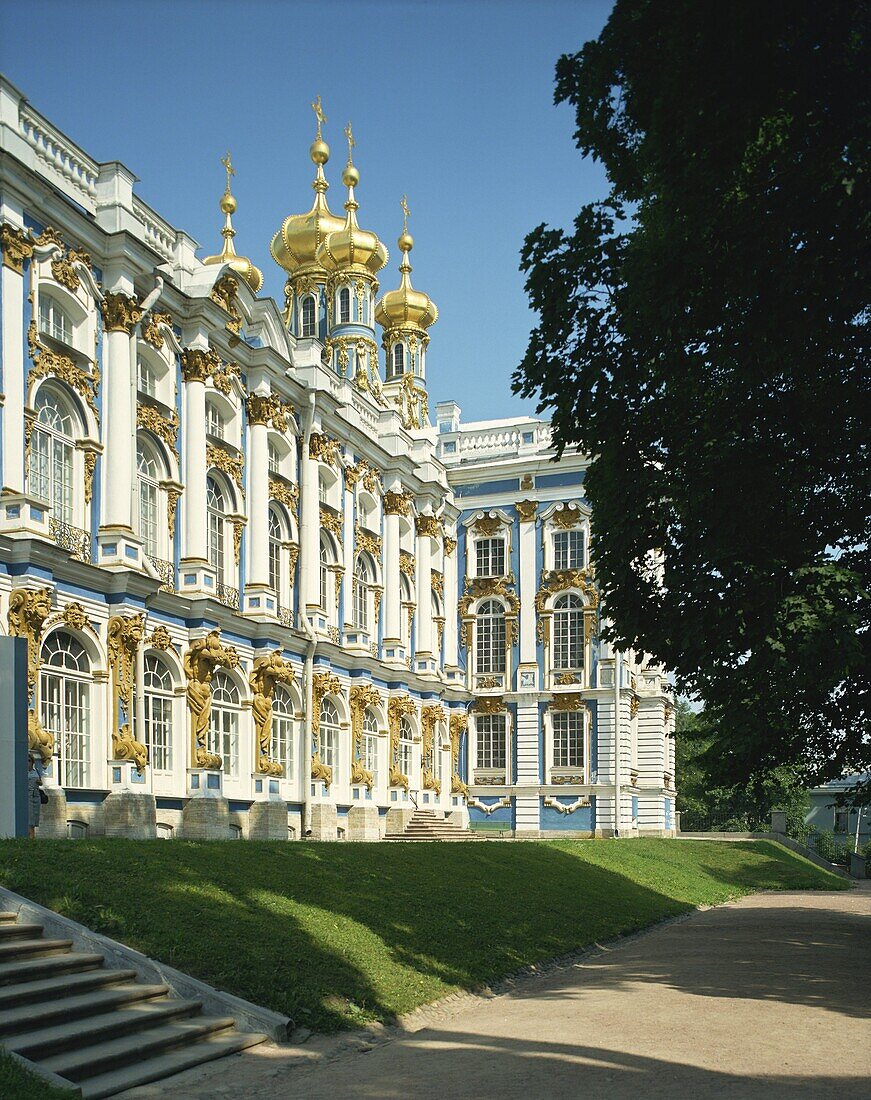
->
xmin=553 ymin=711 xmax=583 ymax=769
xmin=476 ymin=714 xmax=506 ymax=769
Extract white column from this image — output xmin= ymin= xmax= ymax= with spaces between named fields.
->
xmin=301 ymin=444 xmax=320 ymax=612
xmin=246 ymin=409 xmax=270 ymax=587
xmin=100 ymin=296 xmax=139 ymax=534
xmin=181 ymin=352 xmax=208 ymax=564
xmin=383 ymin=506 xmax=401 ymax=643
xmin=442 ymin=532 xmax=459 ymax=670
xmin=518 ymin=513 xmax=537 ymax=666
xmin=0 ymin=235 xmax=27 ymax=494
xmin=342 ymin=475 xmax=354 ymax=625
xmin=414 ymin=519 xmax=433 ymax=657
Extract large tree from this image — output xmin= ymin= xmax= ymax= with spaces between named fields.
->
xmin=515 ymin=1 xmax=869 ymax=789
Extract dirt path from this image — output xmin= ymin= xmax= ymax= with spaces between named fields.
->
xmin=123 ymin=884 xmax=871 ymax=1099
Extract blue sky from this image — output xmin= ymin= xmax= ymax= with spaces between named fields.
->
xmin=0 ymin=0 xmax=612 ymax=422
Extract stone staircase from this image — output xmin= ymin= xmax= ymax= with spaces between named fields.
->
xmin=0 ymin=910 xmax=266 ymax=1098
xmin=385 ymin=807 xmax=479 ymax=841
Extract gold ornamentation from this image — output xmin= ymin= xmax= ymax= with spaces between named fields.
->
xmin=345 ymin=460 xmax=383 ymax=495
xmin=473 ymin=514 xmax=502 ymax=537
xmin=383 ymin=489 xmax=413 ymax=516
xmin=630 ymin=695 xmax=639 ymax=718
xmin=308 ymin=431 xmax=341 ymax=467
xmin=443 ymin=535 xmax=457 ymax=557
xmin=406 ymin=602 xmax=415 ymax=638
xmin=535 ymin=567 xmax=599 ymax=644
xmin=137 ymin=403 xmax=179 ymax=457
xmin=233 ymin=519 xmax=245 ymax=565
xmin=50 ymin=246 xmax=90 ymax=293
xmin=0 ymin=223 xmax=34 ymax=273
xmin=387 ymin=696 xmax=415 ymax=790
xmin=101 ymin=292 xmax=143 ymax=334
xmin=180 ymin=346 xmax=220 ymax=383
xmin=142 ymin=310 xmax=172 ymax=349
xmin=549 ymin=693 xmax=586 ymax=713
xmin=415 ymin=514 xmax=440 ymax=538
xmin=551 ymin=775 xmax=585 ymax=786
xmin=521 ymin=474 xmax=534 ymax=491
xmin=550 ymin=503 xmax=582 ymax=530
xmin=149 ymin=624 xmax=174 ymax=650
xmin=210 ymin=272 xmax=244 ymax=334
xmin=394 ymin=371 xmax=428 ymax=430
xmin=471 ymin=696 xmax=504 ymax=715
xmin=477 ymin=676 xmax=500 ymax=689
xmin=515 ymin=500 xmax=537 ymax=522
xmin=584 ymin=609 xmax=598 ymax=645
xmin=246 ymin=392 xmax=294 ymax=431
xmin=399 ymin=549 xmax=416 ymax=577
xmin=320 ymin=504 xmax=343 ymax=539
xmin=312 ymin=670 xmax=342 ymax=788
xmin=355 ymin=524 xmax=382 ymax=559
xmin=373 ymin=586 xmax=383 ymax=627
xmin=287 ymin=542 xmax=299 ymax=578
xmin=184 ymin=631 xmax=239 ymax=770
xmin=555 ymin=672 xmax=580 ymax=686
xmin=250 ymin=650 xmax=296 ymax=777
xmin=62 ymin=603 xmax=89 ymax=631
xmin=420 ymin=704 xmax=445 ymax=794
xmin=269 ymin=476 xmax=299 ymax=518
xmin=449 ymin=713 xmax=468 ymax=796
xmin=431 ymin=571 xmax=444 ymax=598
xmin=28 ymin=711 xmax=53 ymax=765
xmin=330 ymin=565 xmax=344 ymax=606
xmin=458 ymin=575 xmax=520 ymax=649
xmin=211 ymin=359 xmax=240 ymax=396
xmin=206 ymin=442 xmax=244 ymax=493
xmin=166 ymin=488 xmax=180 ymax=545
xmin=7 ymin=587 xmax=53 ymax=740
xmin=80 ymin=445 xmax=99 ymax=504
xmin=107 ymin=614 xmax=148 ymax=772
xmin=27 ymin=321 xmax=99 ymax=415
xmin=664 ymin=704 xmax=673 ymax=724
xmin=349 ymin=683 xmax=381 ymax=789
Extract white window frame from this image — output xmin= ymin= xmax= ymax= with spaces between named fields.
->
xmin=475 ymin=713 xmax=507 ymax=771
xmin=553 ymin=529 xmax=585 ymax=571
xmin=475 ymin=537 xmax=506 ymax=578
xmin=137 ymin=441 xmax=163 ymax=559
xmin=272 ymin=684 xmax=295 ymax=780
xmin=398 ymin=716 xmax=414 ymax=780
xmin=205 ymin=401 xmax=225 ymax=440
xmin=207 ymin=477 xmax=228 ymax=583
xmin=552 ymin=593 xmax=584 ymax=672
xmin=301 ymin=295 xmax=316 ymax=338
xmin=38 ymin=294 xmax=73 ymax=346
xmin=208 ymin=670 xmax=240 ymax=777
xmin=320 ymin=697 xmax=340 ymax=780
xmin=552 ymin=709 xmax=584 ymax=770
xmin=338 ymin=286 xmax=351 ymax=324
xmin=40 ymin=631 xmax=90 ymax=788
xmin=143 ymin=653 xmax=173 ymax=773
xmin=363 ymin=709 xmax=379 ymax=787
xmin=29 ymin=387 xmax=77 ymax=525
xmin=475 ymin=600 xmax=506 ymax=675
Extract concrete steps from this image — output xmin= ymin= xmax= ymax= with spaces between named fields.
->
xmin=385 ymin=808 xmax=479 ymax=841
xmin=0 ymin=910 xmax=267 ymax=1098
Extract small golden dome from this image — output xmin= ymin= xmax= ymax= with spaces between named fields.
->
xmin=342 ymin=163 xmax=359 ymax=188
xmin=375 ymin=198 xmax=437 ymax=333
xmin=203 ymin=153 xmax=263 ymax=294
xmin=270 ymin=99 xmax=346 ymax=277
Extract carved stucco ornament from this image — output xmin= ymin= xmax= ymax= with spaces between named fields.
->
xmin=107 ymin=614 xmax=148 ymax=772
xmin=420 ymin=704 xmax=445 ymax=795
xmin=183 ymin=630 xmax=239 ymax=769
xmin=349 ymin=683 xmax=381 ymax=789
xmin=311 ymin=670 xmax=341 ymax=788
xmin=387 ymin=695 xmax=416 ymax=791
xmin=101 ymin=292 xmax=143 ymax=334
xmin=449 ymin=713 xmax=468 ymax=797
xmin=27 ymin=322 xmax=100 ymax=416
xmin=0 ymin=223 xmax=34 ymax=273
xmin=7 ymin=587 xmax=54 ymax=761
xmin=250 ymin=651 xmax=296 ymax=777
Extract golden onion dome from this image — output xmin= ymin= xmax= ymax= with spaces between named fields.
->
xmin=375 ymin=198 xmax=438 ymax=332
xmin=270 ymin=97 xmax=345 ymax=277
xmin=316 ymin=124 xmax=388 ymax=277
xmin=203 ymin=153 xmax=263 ymax=294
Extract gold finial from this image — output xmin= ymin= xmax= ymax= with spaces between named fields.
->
xmin=311 ymin=95 xmax=327 ymax=139
xmin=221 ymin=151 xmax=235 ymax=190
xmin=401 ymin=195 xmax=410 ymax=232
xmin=399 ymin=195 xmax=413 ymax=254
xmin=342 ymin=121 xmax=359 ymax=189
xmin=219 ymin=152 xmax=237 ymax=216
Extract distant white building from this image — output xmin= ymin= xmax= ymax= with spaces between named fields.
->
xmin=0 ymin=78 xmax=675 ymax=840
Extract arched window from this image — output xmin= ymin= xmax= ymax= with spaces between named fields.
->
xmin=553 ymin=593 xmax=584 ymax=671
xmin=476 ymin=600 xmax=506 ymax=674
xmin=301 ymin=295 xmax=316 ymax=338
xmin=143 ymin=653 xmax=173 ymax=772
xmin=272 ymin=684 xmax=294 ymax=779
xmin=137 ymin=440 xmax=162 ymax=558
xmin=363 ymin=709 xmax=379 ymax=785
xmin=392 ymin=342 xmax=404 ymax=376
xmin=40 ymin=631 xmax=90 ymax=788
xmin=29 ymin=387 xmax=76 ymax=524
xmin=320 ymin=697 xmax=339 ymax=778
xmin=137 ymin=358 xmax=158 ymax=398
xmin=208 ymin=670 xmax=240 ymax=777
xmin=38 ymin=295 xmax=72 ymax=345
xmin=205 ymin=400 xmax=225 ymax=440
xmin=398 ymin=716 xmax=414 ymax=779
xmin=354 ymin=556 xmax=371 ymax=631
xmin=207 ymin=477 xmax=226 ymax=582
xmin=338 ymin=286 xmax=351 ymax=324
xmin=269 ymin=510 xmax=283 ymax=602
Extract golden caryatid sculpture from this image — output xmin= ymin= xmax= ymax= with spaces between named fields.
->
xmin=375 ymin=196 xmax=438 ymax=337
xmin=203 ymin=152 xmax=264 ymax=294
xmin=270 ymin=96 xmax=346 ymax=281
xmin=315 ymin=122 xmax=388 ymax=278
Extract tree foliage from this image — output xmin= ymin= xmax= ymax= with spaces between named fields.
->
xmin=515 ymin=1 xmax=869 ymax=787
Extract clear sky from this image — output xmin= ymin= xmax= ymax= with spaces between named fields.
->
xmin=0 ymin=0 xmax=612 ymax=422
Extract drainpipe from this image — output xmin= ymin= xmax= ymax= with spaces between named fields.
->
xmin=613 ymin=648 xmax=622 ymax=838
xmin=298 ymin=392 xmax=318 ymax=836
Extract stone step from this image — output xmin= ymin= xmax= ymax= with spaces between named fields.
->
xmin=0 ymin=937 xmax=73 ymax=962
xmin=0 ymin=922 xmax=44 ymax=940
xmin=0 ymin=951 xmax=105 ymax=987
xmin=41 ymin=1014 xmax=239 ymax=1082
xmin=0 ymin=982 xmax=170 ymax=1037
xmin=0 ymin=968 xmax=139 ymax=1010
xmin=77 ymin=1028 xmax=268 ymax=1100
xmin=0 ymin=912 xmax=18 ymax=923
xmin=7 ymin=997 xmax=203 ymax=1059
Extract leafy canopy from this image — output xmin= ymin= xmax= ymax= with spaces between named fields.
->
xmin=515 ymin=1 xmax=869 ymax=787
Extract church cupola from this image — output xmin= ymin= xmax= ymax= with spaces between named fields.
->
xmin=375 ymin=196 xmax=438 ymax=385
xmin=203 ymin=153 xmax=263 ymax=294
xmin=270 ymin=96 xmax=345 ymax=339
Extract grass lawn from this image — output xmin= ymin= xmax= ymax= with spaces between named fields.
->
xmin=0 ymin=1051 xmax=76 ymax=1098
xmin=0 ymin=838 xmax=845 ymax=1034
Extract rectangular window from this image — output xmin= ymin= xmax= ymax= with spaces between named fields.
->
xmin=208 ymin=708 xmax=238 ymax=777
xmin=363 ymin=734 xmax=379 ymax=786
xmin=554 ymin=530 xmax=585 ymax=570
xmin=476 ymin=713 xmax=506 ymax=770
xmin=552 ymin=710 xmax=584 ymax=769
xmin=476 ymin=611 xmax=506 ymax=674
xmin=834 ymin=810 xmax=849 ymax=834
xmin=140 ymin=481 xmax=159 ymax=557
xmin=39 ymin=298 xmax=71 ymax=344
xmin=208 ymin=513 xmax=224 ymax=580
xmin=144 ymin=695 xmax=172 ymax=772
xmin=41 ymin=673 xmax=89 ymax=788
xmin=321 ymin=728 xmax=338 ymax=775
xmin=476 ymin=538 xmax=506 ymax=577
xmin=205 ymin=405 xmax=224 ymax=440
xmin=137 ymin=359 xmax=157 ymax=397
xmin=399 ymin=739 xmax=413 ymax=779
xmin=272 ymin=715 xmax=294 ymax=780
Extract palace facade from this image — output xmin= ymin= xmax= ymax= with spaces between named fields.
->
xmin=0 ymin=78 xmax=675 ymax=840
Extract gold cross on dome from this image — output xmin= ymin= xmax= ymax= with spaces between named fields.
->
xmin=311 ymin=95 xmax=327 ymax=137
xmin=401 ymin=195 xmax=410 ymax=231
xmin=221 ymin=152 xmax=235 ymax=191
xmin=344 ymin=121 xmax=355 ymax=161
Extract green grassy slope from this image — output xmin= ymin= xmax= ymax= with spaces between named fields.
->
xmin=0 ymin=838 xmax=844 ymax=1033
xmin=0 ymin=1052 xmax=76 ymax=1099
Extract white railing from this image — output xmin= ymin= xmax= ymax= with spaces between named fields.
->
xmin=131 ymin=197 xmax=176 ymax=262
xmin=20 ymin=104 xmax=99 ymax=208
xmin=446 ymin=422 xmax=552 ymax=461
